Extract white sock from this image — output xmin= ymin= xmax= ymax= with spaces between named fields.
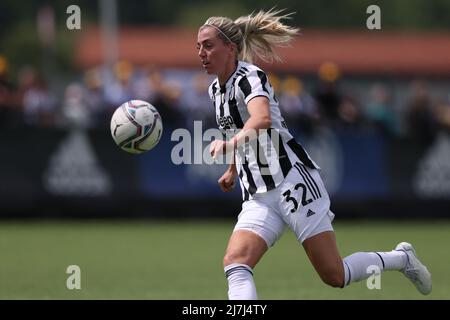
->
xmin=377 ymin=250 xmax=407 ymax=270
xmin=342 ymin=252 xmax=382 ymax=286
xmin=342 ymin=250 xmax=406 ymax=287
xmin=224 ymin=263 xmax=257 ymax=300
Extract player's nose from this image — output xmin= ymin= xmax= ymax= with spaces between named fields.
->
xmin=198 ymin=47 xmax=206 ymax=58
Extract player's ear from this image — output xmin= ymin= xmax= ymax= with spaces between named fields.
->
xmin=229 ymin=42 xmax=237 ymax=55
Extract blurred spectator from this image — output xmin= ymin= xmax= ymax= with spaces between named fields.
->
xmin=83 ymin=67 xmax=107 ymax=125
xmin=20 ymin=67 xmax=57 ymax=126
xmin=103 ymin=60 xmax=134 ymax=109
xmin=60 ymin=82 xmax=92 ymax=128
xmin=405 ymin=80 xmax=437 ymax=145
xmin=0 ymin=56 xmax=18 ymax=127
xmin=434 ymin=95 xmax=450 ymax=133
xmin=267 ymin=72 xmax=281 ymax=99
xmin=314 ymin=62 xmax=342 ymax=122
xmin=337 ymin=93 xmax=364 ymax=128
xmin=130 ymin=64 xmax=158 ymax=102
xmin=279 ymin=76 xmax=319 ymax=134
xmin=159 ymin=78 xmax=184 ymax=127
xmin=5 ymin=56 xmax=447 ymax=139
xmin=314 ymin=62 xmax=365 ymax=128
xmin=183 ymin=71 xmax=215 ymax=129
xmin=148 ymin=70 xmax=184 ymax=128
xmin=364 ymin=84 xmax=399 ymax=136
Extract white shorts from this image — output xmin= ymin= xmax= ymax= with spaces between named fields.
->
xmin=234 ymin=163 xmax=335 ymax=247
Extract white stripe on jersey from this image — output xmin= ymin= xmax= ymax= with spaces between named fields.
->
xmin=207 ymin=61 xmax=319 ymax=201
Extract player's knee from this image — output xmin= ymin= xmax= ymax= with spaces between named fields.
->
xmin=319 ymin=269 xmax=345 ymax=288
xmin=223 ymin=251 xmax=244 ymax=267
xmin=323 ymin=275 xmax=344 ymax=288
xmin=223 ymin=249 xmax=252 ymax=267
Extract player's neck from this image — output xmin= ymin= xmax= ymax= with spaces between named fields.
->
xmin=218 ymin=60 xmax=238 ymax=86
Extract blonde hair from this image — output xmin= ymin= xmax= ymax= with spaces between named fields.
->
xmin=201 ymin=8 xmax=299 ymax=64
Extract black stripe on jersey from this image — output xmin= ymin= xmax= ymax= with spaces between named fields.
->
xmin=228 ymin=67 xmax=248 ymax=129
xmin=232 ymin=67 xmax=246 ymax=87
xmin=228 ymin=96 xmax=244 ymax=128
xmin=250 ymin=139 xmax=276 ymax=191
xmin=286 ymin=138 xmax=317 ymax=169
xmin=211 ymin=82 xmax=217 ymax=99
xmin=267 ymin=129 xmax=291 ymax=178
xmin=236 ymin=68 xmax=246 ymax=77
xmin=237 ymin=147 xmax=257 ymax=195
xmin=298 ymin=163 xmax=322 ymax=198
xmin=294 ymin=163 xmax=317 ymax=200
xmin=242 ymin=161 xmax=257 ymax=195
xmin=239 ymin=169 xmax=250 ymax=201
xmin=257 ymin=70 xmax=269 ymax=95
xmin=238 ymin=76 xmax=252 ymax=99
xmin=219 ymin=91 xmax=225 ymax=118
xmin=241 ymin=67 xmax=249 ymax=72
xmin=243 ymin=186 xmax=250 ymax=201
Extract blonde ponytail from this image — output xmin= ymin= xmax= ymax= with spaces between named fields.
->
xmin=201 ymin=8 xmax=299 ymax=64
xmin=235 ymin=9 xmax=299 ymax=63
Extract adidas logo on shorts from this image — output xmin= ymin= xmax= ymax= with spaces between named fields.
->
xmin=306 ymin=209 xmax=316 ymax=217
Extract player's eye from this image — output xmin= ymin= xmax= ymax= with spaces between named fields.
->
xmin=203 ymin=42 xmax=212 ymax=49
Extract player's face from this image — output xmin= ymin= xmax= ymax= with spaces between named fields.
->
xmin=197 ymin=27 xmax=234 ymax=76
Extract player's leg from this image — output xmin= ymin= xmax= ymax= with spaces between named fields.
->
xmin=223 ymin=229 xmax=268 ymax=268
xmin=279 ymin=164 xmax=431 ymax=293
xmin=302 ymin=230 xmax=345 ymax=287
xmin=277 ymin=164 xmax=346 ymax=286
xmin=223 ymin=229 xmax=268 ymax=300
xmin=302 ymin=230 xmax=405 ymax=288
xmin=302 ymin=230 xmax=432 ymax=295
xmin=224 ymin=197 xmax=286 ymax=300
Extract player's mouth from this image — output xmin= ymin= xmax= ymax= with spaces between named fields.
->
xmin=202 ymin=61 xmax=210 ymax=69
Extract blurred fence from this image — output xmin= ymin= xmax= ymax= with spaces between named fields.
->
xmin=1 ymin=124 xmax=449 ymax=219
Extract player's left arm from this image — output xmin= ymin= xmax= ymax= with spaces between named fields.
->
xmin=209 ymin=96 xmax=271 ymax=159
xmin=230 ymin=96 xmax=271 ymax=148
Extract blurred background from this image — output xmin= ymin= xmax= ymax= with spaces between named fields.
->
xmin=0 ymin=0 xmax=450 ymax=299
xmin=2 ymin=0 xmax=450 ymax=218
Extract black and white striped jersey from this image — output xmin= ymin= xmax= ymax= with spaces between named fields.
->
xmin=208 ymin=60 xmax=319 ymax=201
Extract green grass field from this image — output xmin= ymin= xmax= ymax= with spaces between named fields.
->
xmin=0 ymin=219 xmax=449 ymax=299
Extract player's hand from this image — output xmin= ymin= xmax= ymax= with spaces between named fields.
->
xmin=209 ymin=139 xmax=233 ymax=160
xmin=218 ymin=168 xmax=236 ymax=192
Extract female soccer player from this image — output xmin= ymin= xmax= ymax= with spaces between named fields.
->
xmin=196 ymin=9 xmax=432 ymax=299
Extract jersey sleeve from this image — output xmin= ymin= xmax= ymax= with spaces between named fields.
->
xmin=237 ymin=69 xmax=270 ymax=105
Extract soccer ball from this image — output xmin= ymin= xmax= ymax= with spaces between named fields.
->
xmin=110 ymin=100 xmax=163 ymax=154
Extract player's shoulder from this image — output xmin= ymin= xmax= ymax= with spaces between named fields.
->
xmin=238 ymin=61 xmax=265 ymax=75
xmin=236 ymin=62 xmax=268 ymax=88
xmin=235 ymin=62 xmax=268 ymax=93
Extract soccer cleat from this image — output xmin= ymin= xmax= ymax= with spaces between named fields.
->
xmin=395 ymin=242 xmax=432 ymax=295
